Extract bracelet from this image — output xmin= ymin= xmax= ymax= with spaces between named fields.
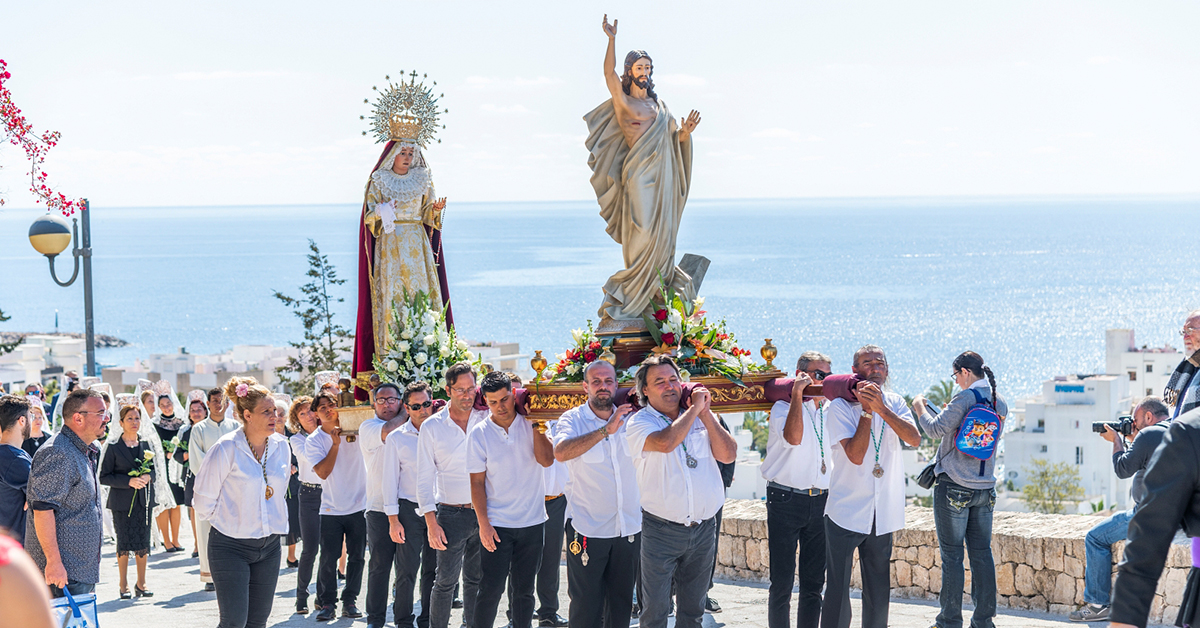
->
xmin=597 ymin=425 xmax=609 ymax=439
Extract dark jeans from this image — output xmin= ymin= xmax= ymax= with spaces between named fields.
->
xmin=477 ymin=524 xmax=544 ymax=628
xmin=766 ymin=486 xmax=827 ymax=628
xmin=708 ymin=504 xmax=723 ymax=594
xmin=430 ymin=505 xmax=482 ymax=628
xmin=565 ymin=520 xmax=639 ymax=628
xmin=316 ymin=511 xmax=366 ymax=608
xmin=933 ymin=477 xmax=997 ymax=628
xmin=639 ymin=512 xmax=716 ymax=628
xmin=507 ymin=495 xmax=567 ymax=622
xmin=296 ymin=484 xmax=322 ymax=607
xmin=822 ymin=516 xmax=891 ymax=628
xmin=208 ymin=528 xmax=281 ymax=628
xmin=49 ymin=581 xmax=96 ymax=598
xmin=367 ymin=511 xmax=401 ymax=625
xmin=389 ymin=501 xmax=432 ymax=628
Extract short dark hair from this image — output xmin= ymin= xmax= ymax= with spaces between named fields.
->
xmin=403 ymin=382 xmax=432 ymax=404
xmin=635 ymin=355 xmax=681 ymax=404
xmin=444 ymin=362 xmax=476 ymax=389
xmin=1136 ymin=396 xmax=1170 ymax=420
xmin=480 ymin=371 xmax=511 ymax=395
xmin=375 ymin=382 xmax=402 ymax=398
xmin=310 ymin=391 xmax=338 ymax=413
xmin=207 ymin=387 xmax=223 ymax=402
xmin=62 ymin=388 xmax=104 ymax=423
xmin=0 ymin=395 xmax=31 ymax=433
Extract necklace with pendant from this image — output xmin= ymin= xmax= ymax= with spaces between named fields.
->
xmin=658 ymin=413 xmax=698 ymax=468
xmin=246 ymin=432 xmax=272 ymax=499
xmin=812 ymin=403 xmax=827 ymax=474
xmin=869 ymin=415 xmax=884 ymax=478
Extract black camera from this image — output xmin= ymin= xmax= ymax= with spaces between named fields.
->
xmin=1092 ymin=415 xmax=1134 ymax=436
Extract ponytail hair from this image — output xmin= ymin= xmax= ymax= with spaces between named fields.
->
xmin=953 ymin=351 xmax=997 ymax=405
xmin=222 ymin=376 xmax=272 ymax=423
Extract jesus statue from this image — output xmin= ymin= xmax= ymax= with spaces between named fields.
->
xmin=585 ymin=14 xmax=702 ymax=322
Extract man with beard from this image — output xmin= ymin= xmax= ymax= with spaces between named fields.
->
xmin=586 ymin=15 xmax=703 ymax=322
xmin=1165 ymin=310 xmax=1200 ymax=418
xmin=0 ymin=395 xmax=33 ymax=542
xmin=553 ymin=360 xmax=640 ymax=628
xmin=821 ymin=346 xmax=921 ymax=628
xmin=381 ymin=382 xmax=439 ymax=628
xmin=418 ymin=362 xmax=490 ymax=628
xmin=625 ymin=355 xmax=737 ymax=628
xmin=468 ymin=371 xmax=555 ymax=628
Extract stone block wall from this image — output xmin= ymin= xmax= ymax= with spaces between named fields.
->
xmin=715 ymin=499 xmax=1191 ymax=625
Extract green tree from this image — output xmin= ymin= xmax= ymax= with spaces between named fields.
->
xmin=926 ymin=379 xmax=956 ymax=408
xmin=274 ymin=240 xmax=352 ymax=395
xmin=741 ymin=411 xmax=769 ymax=459
xmin=0 ymin=308 xmax=17 ymax=355
xmin=1022 ymin=458 xmax=1085 ymax=514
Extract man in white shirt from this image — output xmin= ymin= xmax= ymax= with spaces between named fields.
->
xmin=821 ymin=345 xmax=921 ymax=628
xmin=190 ymin=387 xmax=239 ymax=592
xmin=625 ymin=355 xmax=737 ymax=628
xmin=362 ymin=382 xmax=409 ymax=628
xmin=762 ymin=351 xmax=833 ymax=628
xmin=467 ymin=371 xmax=555 ymax=628
xmin=307 ymin=392 xmax=369 ymax=622
xmin=418 ymin=362 xmax=489 ymax=628
xmin=553 ymin=360 xmax=640 ymax=628
xmin=382 ymin=382 xmax=439 ymax=628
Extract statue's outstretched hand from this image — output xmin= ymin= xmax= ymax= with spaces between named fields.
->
xmin=432 ymin=197 xmax=447 ymax=211
xmin=603 ymin=14 xmax=617 ymax=38
xmin=679 ymin=110 xmax=701 ymax=142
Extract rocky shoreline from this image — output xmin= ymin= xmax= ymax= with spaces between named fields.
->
xmin=0 ymin=331 xmax=128 ymax=348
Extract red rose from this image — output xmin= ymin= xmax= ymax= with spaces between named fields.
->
xmin=661 ymin=332 xmax=677 ymax=346
xmin=590 ymin=341 xmax=602 ymax=350
xmin=584 ymin=351 xmax=596 ymax=362
xmin=653 ymin=309 xmax=668 ymax=321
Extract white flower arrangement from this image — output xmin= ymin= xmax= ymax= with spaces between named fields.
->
xmin=373 ymin=289 xmax=483 ymax=399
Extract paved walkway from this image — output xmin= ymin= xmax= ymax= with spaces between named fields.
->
xmin=93 ymin=524 xmax=1144 ymax=627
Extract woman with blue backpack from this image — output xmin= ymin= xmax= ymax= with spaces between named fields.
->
xmin=913 ymin=351 xmax=1008 ymax=628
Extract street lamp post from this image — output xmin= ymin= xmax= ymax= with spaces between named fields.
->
xmin=28 ymin=199 xmax=96 ymax=377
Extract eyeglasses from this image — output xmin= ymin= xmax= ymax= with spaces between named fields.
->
xmin=374 ymin=397 xmax=402 ymax=405
xmin=449 ymin=386 xmax=475 ymax=396
xmin=807 ymin=370 xmax=830 ymax=381
xmin=408 ymin=400 xmax=433 ymax=411
xmin=1181 ymin=327 xmax=1200 ymax=337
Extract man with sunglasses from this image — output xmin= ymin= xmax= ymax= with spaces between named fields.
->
xmin=381 ymin=382 xmax=439 ymax=628
xmin=762 ymin=351 xmax=833 ymax=628
xmin=362 ymin=382 xmax=410 ymax=628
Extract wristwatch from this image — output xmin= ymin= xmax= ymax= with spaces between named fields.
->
xmin=860 ymin=411 xmax=873 ymax=420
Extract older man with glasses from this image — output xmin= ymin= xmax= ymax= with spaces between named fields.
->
xmin=1165 ymin=311 xmax=1200 ymax=418
xmin=362 ymin=382 xmax=410 ymax=628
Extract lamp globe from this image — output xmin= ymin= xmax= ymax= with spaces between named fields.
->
xmin=29 ymin=213 xmax=72 ymax=257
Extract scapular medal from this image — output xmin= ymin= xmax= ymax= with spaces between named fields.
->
xmin=569 ymin=532 xmax=582 ymax=556
xmin=265 ymin=485 xmax=274 ymax=500
xmin=580 ymin=536 xmax=589 ymax=566
xmin=872 ymin=463 xmax=884 ymax=478
xmin=685 ymin=454 xmax=698 ymax=469
xmin=820 ymin=459 xmax=827 ymax=475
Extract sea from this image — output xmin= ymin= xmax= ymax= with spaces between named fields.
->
xmin=2 ymin=195 xmax=1199 ymax=399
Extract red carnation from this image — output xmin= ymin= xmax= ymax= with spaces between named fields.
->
xmin=661 ymin=332 xmax=677 ymax=346
xmin=584 ymin=351 xmax=597 ymax=362
xmin=653 ymin=309 xmax=668 ymax=321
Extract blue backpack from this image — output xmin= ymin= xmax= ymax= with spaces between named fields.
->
xmin=954 ymin=389 xmax=1003 ymax=475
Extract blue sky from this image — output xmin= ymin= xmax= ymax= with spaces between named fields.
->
xmin=1 ymin=1 xmax=1198 ymax=207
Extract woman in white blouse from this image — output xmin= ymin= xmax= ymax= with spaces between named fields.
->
xmin=192 ymin=376 xmax=291 ymax=628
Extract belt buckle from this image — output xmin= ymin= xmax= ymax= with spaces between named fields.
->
xmin=805 ymin=488 xmax=820 ymax=497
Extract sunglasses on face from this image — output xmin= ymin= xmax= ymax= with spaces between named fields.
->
xmin=807 ymin=370 xmax=830 ymax=381
xmin=407 ymin=400 xmax=432 ymax=411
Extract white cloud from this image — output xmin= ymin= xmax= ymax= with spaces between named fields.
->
xmin=172 ymin=70 xmax=289 ymax=81
xmin=653 ymin=73 xmax=707 ymax=87
xmin=463 ymin=76 xmax=562 ymax=90
xmin=479 ymin=103 xmax=531 ymax=114
xmin=751 ymin=128 xmax=823 ymax=142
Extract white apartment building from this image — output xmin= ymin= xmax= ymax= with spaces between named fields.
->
xmin=0 ymin=335 xmax=85 ymax=392
xmin=1002 ymin=329 xmax=1182 ymax=511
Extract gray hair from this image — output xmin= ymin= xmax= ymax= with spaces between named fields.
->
xmin=1135 ymin=396 xmax=1170 ymax=419
xmin=634 ymin=355 xmax=680 ymax=405
xmin=852 ymin=345 xmax=887 ymax=368
xmin=796 ymin=351 xmax=832 ymax=373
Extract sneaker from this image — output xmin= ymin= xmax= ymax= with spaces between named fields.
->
xmin=1069 ymin=604 xmax=1110 ymax=622
xmin=704 ymin=598 xmax=722 ymax=614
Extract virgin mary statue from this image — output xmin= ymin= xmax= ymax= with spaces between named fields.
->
xmin=352 ymin=74 xmax=452 ymax=396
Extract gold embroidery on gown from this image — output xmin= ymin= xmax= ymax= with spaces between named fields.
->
xmin=363 ymin=167 xmax=444 ymax=358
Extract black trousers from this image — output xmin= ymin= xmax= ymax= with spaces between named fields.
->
xmin=821 ymin=516 xmax=892 ymax=628
xmin=565 ymin=520 xmax=639 ymax=628
xmin=208 ymin=528 xmax=281 ymax=628
xmin=766 ymin=487 xmax=827 ymax=628
xmin=390 ymin=500 xmax=433 ymax=628
xmin=366 ymin=511 xmax=401 ymax=625
xmin=477 ymin=524 xmax=545 ymax=628
xmin=316 ymin=511 xmax=367 ymax=608
xmin=296 ymin=485 xmax=322 ymax=607
xmin=507 ymin=495 xmax=568 ymax=622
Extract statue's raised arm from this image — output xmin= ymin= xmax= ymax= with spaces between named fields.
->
xmin=602 ymin=14 xmax=622 ymax=100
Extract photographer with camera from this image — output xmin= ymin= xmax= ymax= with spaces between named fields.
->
xmin=1069 ymin=397 xmax=1170 ymax=622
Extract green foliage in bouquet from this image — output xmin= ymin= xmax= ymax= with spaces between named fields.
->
xmin=373 ymin=289 xmax=482 ymax=399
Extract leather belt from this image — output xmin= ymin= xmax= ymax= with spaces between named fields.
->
xmin=545 ymin=493 xmax=564 ymax=502
xmin=300 ymin=482 xmax=322 ymax=489
xmin=441 ymin=503 xmax=474 ymax=510
xmin=642 ymin=510 xmax=705 ymax=528
xmin=768 ymin=481 xmax=827 ymax=497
